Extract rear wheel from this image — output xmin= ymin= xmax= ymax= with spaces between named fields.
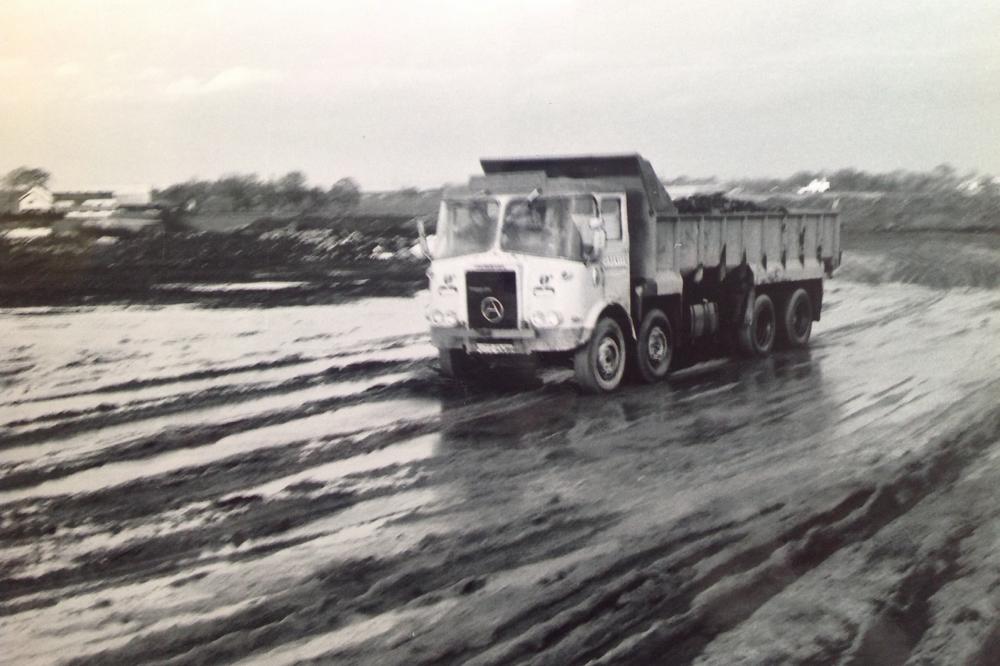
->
xmin=635 ymin=309 xmax=674 ymax=383
xmin=737 ymin=293 xmax=776 ymax=357
xmin=574 ymin=317 xmax=626 ymax=393
xmin=439 ymin=348 xmax=475 ymax=381
xmin=779 ymin=288 xmax=812 ymax=348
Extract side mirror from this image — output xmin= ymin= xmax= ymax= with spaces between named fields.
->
xmin=584 ymin=216 xmax=605 ymax=262
xmin=589 ymin=227 xmax=606 ymax=262
xmin=416 ymin=218 xmax=434 ymax=260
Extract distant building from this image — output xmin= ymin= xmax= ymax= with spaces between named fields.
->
xmin=114 ymin=186 xmax=152 ymax=206
xmin=54 ymin=191 xmax=117 ymax=219
xmin=957 ymin=178 xmax=982 ymax=194
xmin=17 ymin=185 xmax=55 ymax=212
xmin=54 ymin=191 xmax=115 ymax=209
xmin=798 ymin=178 xmax=831 ymax=195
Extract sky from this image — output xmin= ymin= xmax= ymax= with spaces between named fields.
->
xmin=1 ymin=0 xmax=998 ymax=191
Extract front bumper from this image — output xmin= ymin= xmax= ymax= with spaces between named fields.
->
xmin=430 ymin=325 xmax=589 ymax=353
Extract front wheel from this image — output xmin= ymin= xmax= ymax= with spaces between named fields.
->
xmin=438 ymin=348 xmax=475 ymax=381
xmin=634 ymin=309 xmax=674 ymax=383
xmin=574 ymin=317 xmax=626 ymax=393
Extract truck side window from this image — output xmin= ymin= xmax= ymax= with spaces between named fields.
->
xmin=601 ymin=198 xmax=622 ymax=240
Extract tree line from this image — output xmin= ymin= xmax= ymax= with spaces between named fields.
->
xmin=8 ymin=162 xmax=997 ymax=212
xmin=1 ymin=166 xmax=361 ymax=215
xmin=153 ymin=172 xmax=361 ymax=215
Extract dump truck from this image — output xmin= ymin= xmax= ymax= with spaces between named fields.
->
xmin=419 ymin=154 xmax=841 ymax=392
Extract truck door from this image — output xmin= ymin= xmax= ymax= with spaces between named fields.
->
xmin=598 ymin=195 xmax=630 ymax=308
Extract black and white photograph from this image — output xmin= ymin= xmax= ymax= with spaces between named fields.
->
xmin=1 ymin=1 xmax=999 ymax=663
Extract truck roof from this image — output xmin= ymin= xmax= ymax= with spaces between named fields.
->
xmin=450 ymin=154 xmax=678 ymax=215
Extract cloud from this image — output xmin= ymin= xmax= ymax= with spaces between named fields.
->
xmin=162 ymin=66 xmax=279 ymax=96
xmin=138 ymin=66 xmax=167 ymax=80
xmin=0 ymin=57 xmax=27 ymax=82
xmin=54 ymin=61 xmax=83 ymax=77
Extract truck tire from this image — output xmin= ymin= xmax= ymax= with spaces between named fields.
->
xmin=779 ymin=288 xmax=812 ymax=348
xmin=635 ymin=309 xmax=673 ymax=383
xmin=439 ymin=349 xmax=474 ymax=381
xmin=737 ymin=293 xmax=776 ymax=357
xmin=574 ymin=317 xmax=626 ymax=393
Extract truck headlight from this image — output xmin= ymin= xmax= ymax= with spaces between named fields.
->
xmin=429 ymin=310 xmax=459 ymax=327
xmin=530 ymin=311 xmax=562 ymax=328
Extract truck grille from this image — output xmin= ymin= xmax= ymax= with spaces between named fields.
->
xmin=466 ymin=271 xmax=518 ymax=329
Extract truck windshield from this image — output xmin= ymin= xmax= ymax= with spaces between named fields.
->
xmin=500 ymin=196 xmax=592 ymax=261
xmin=435 ymin=199 xmax=500 ymax=258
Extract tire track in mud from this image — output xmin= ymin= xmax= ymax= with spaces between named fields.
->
xmin=840 ymin=524 xmax=975 ymax=666
xmin=0 ymin=374 xmax=567 ymax=613
xmin=1 ymin=354 xmax=309 ymax=410
xmin=67 ymin=509 xmax=621 ymax=666
xmin=3 ymin=279 xmax=1000 ymax=664
xmin=575 ymin=403 xmax=1000 ymax=665
xmin=0 ymin=359 xmax=431 ymax=491
xmin=0 ymin=371 xmax=556 ymax=514
xmin=2 ymin=332 xmax=428 ymax=411
xmin=0 ymin=340 xmax=432 ymax=442
xmin=331 ymin=396 xmax=1000 ymax=666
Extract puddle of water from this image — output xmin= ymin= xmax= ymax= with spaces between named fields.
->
xmin=0 ymin=295 xmax=429 ymax=405
xmin=9 ymin=437 xmax=437 ymax=582
xmin=0 ymin=370 xmax=419 ymax=471
xmin=69 ymin=597 xmax=264 ymax=661
xmin=3 ymin=482 xmax=451 ymax=664
xmin=243 ymin=432 xmax=441 ymax=498
xmin=235 ymin=598 xmax=459 ymax=666
xmin=0 ymin=561 xmax=251 ymax=664
xmin=486 ymin=539 xmax=620 ymax=592
xmin=1 ymin=342 xmax=435 ymax=432
xmin=154 ymin=282 xmax=310 ymax=292
xmin=169 ymin=488 xmax=450 ymax=624
xmin=0 ymin=384 xmax=439 ymax=503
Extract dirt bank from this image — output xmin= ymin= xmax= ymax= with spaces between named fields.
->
xmin=0 ymin=223 xmax=426 ymax=307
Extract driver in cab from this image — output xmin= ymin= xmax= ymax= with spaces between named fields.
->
xmin=502 ymin=200 xmax=559 ymax=256
xmin=455 ymin=202 xmax=494 ymax=251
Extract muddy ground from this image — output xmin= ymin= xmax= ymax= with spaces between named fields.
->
xmin=1 ymin=232 xmax=999 ymax=664
xmin=0 ymin=220 xmax=426 ymax=308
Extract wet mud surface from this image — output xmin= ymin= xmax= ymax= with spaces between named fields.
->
xmin=2 ymin=236 xmax=1000 ymax=664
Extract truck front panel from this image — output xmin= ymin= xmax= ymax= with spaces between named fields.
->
xmin=428 ymin=253 xmax=600 ymax=354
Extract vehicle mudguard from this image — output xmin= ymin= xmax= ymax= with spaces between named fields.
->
xmin=583 ymin=300 xmax=636 ymax=340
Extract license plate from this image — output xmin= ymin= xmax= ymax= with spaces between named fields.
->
xmin=472 ymin=343 xmax=517 ymax=355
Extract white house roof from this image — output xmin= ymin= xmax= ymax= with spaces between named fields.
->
xmin=18 ymin=185 xmax=52 ymax=200
xmin=53 ymin=191 xmax=115 ymax=205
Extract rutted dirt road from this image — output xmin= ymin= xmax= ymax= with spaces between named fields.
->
xmin=2 ymin=252 xmax=1000 ymax=664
